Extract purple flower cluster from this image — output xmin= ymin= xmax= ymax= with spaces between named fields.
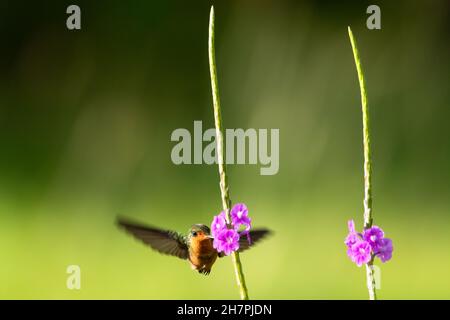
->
xmin=345 ymin=220 xmax=393 ymax=267
xmin=211 ymin=203 xmax=252 ymax=256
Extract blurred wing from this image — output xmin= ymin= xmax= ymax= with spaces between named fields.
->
xmin=117 ymin=218 xmax=189 ymax=260
xmin=238 ymin=229 xmax=272 ymax=252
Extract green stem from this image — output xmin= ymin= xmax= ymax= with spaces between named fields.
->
xmin=208 ymin=6 xmax=249 ymax=300
xmin=348 ymin=26 xmax=377 ymax=300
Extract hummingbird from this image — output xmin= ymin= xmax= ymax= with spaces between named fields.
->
xmin=117 ymin=218 xmax=271 ymax=275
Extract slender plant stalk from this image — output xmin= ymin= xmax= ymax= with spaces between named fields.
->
xmin=348 ymin=26 xmax=377 ymax=300
xmin=208 ymin=6 xmax=250 ymax=300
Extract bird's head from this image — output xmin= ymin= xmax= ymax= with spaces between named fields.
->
xmin=187 ymin=224 xmax=213 ymax=243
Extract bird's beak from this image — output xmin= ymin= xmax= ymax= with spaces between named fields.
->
xmin=206 ymin=235 xmax=214 ymax=239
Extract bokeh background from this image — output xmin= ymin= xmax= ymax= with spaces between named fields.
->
xmin=1 ymin=0 xmax=450 ymax=299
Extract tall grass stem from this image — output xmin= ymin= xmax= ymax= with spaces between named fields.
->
xmin=208 ymin=6 xmax=249 ymax=300
xmin=348 ymin=26 xmax=377 ymax=300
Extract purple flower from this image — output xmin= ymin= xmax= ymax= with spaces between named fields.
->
xmin=345 ymin=220 xmax=359 ymax=248
xmin=211 ymin=211 xmax=227 ymax=238
xmin=344 ymin=219 xmax=394 ymax=266
xmin=363 ymin=226 xmax=384 ymax=251
xmin=213 ymin=228 xmax=240 ymax=256
xmin=349 ymin=240 xmax=372 ymax=267
xmin=375 ymin=238 xmax=393 ymax=263
xmin=348 ymin=220 xmax=356 ymax=233
xmin=231 ymin=203 xmax=251 ymax=232
xmin=210 ymin=203 xmax=254 ymax=256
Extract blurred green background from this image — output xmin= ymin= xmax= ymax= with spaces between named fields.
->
xmin=1 ymin=0 xmax=450 ymax=299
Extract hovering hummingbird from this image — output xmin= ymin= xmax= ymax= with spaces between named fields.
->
xmin=117 ymin=218 xmax=271 ymax=275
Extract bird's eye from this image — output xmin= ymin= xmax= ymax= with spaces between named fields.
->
xmin=191 ymin=231 xmax=198 ymax=237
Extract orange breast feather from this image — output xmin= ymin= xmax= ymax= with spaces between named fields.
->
xmin=189 ymin=234 xmax=218 ymax=271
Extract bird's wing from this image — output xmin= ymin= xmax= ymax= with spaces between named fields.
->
xmin=117 ymin=218 xmax=189 ymax=260
xmin=238 ymin=229 xmax=272 ymax=252
xmin=217 ymin=228 xmax=272 ymax=257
